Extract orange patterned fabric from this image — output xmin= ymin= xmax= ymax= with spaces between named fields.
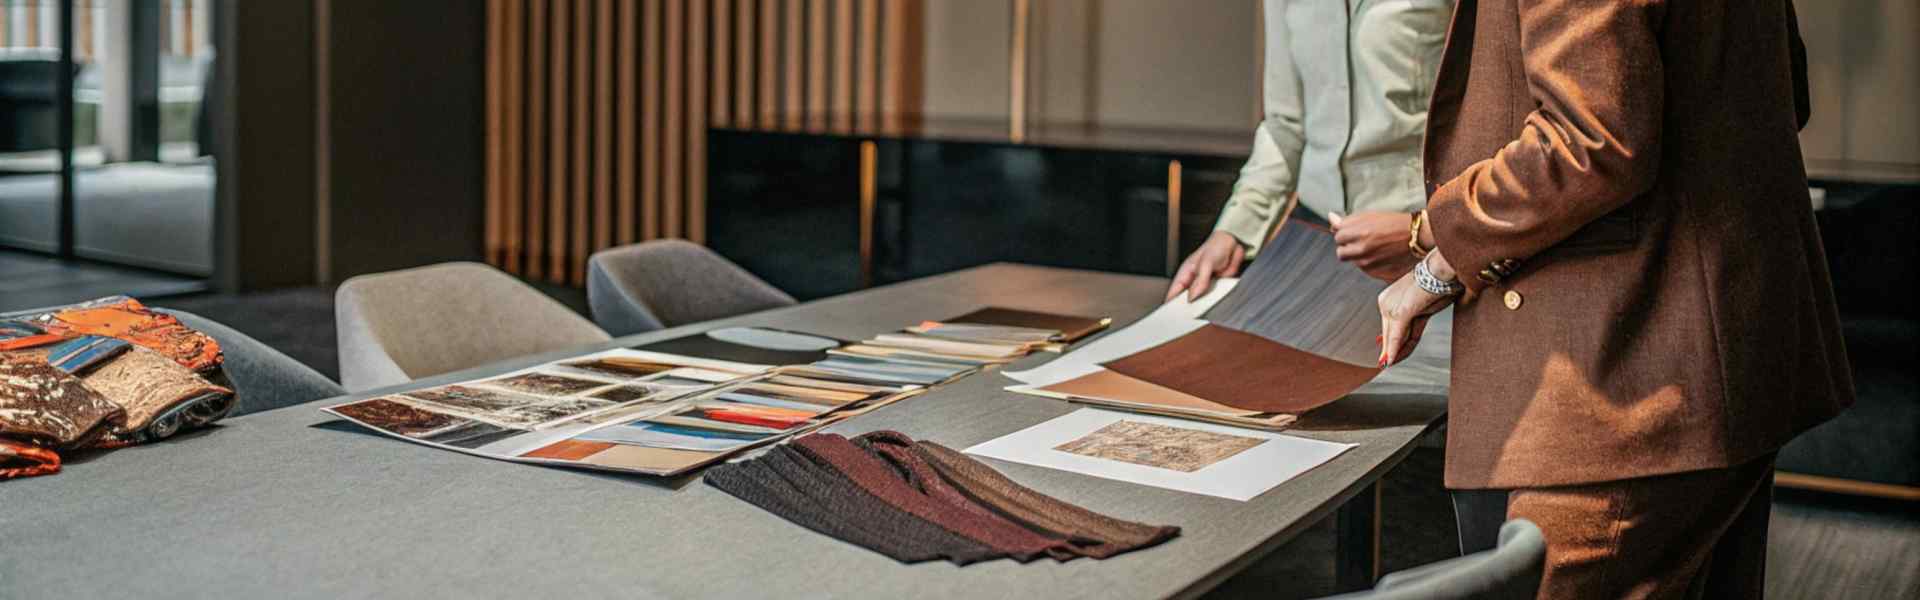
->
xmin=0 ymin=439 xmax=61 ymax=480
xmin=38 ymin=298 xmax=223 ymax=372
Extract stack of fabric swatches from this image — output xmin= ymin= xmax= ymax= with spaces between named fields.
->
xmin=706 ymin=431 xmax=1179 ymax=564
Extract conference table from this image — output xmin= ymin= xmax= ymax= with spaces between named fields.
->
xmin=2 ymin=264 xmax=1449 ymax=599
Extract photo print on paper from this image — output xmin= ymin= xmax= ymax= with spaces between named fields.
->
xmin=1053 ymin=420 xmax=1267 ymax=473
xmin=479 ymin=372 xmax=613 ymax=397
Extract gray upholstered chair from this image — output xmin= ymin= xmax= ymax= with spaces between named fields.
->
xmin=586 ymin=239 xmax=796 ymax=336
xmin=334 ymin=262 xmax=610 ymax=392
xmin=159 ymin=309 xmax=346 ymax=416
xmin=1320 ymin=520 xmax=1545 ymax=600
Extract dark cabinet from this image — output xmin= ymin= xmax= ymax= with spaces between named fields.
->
xmin=708 ymin=120 xmax=1246 ymax=300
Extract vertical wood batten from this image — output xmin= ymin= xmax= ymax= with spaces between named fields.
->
xmin=781 ymin=0 xmax=802 ymax=130
xmin=711 ymin=0 xmax=731 ymax=128
xmin=805 ymin=0 xmax=827 ymax=131
xmin=855 ymin=0 xmax=878 ymax=131
xmin=688 ymin=0 xmax=709 ymax=243
xmin=569 ymin=0 xmax=590 ymax=283
xmin=485 ymin=0 xmax=503 ymax=265
xmin=831 ymin=0 xmax=854 ymax=132
xmin=640 ymin=0 xmax=661 ymax=240
xmin=757 ymin=0 xmax=777 ymax=129
xmin=664 ymin=0 xmax=685 ymax=239
xmin=593 ymin=0 xmax=613 ymax=256
xmin=526 ymin=0 xmax=547 ymax=280
xmin=735 ymin=0 xmax=754 ymax=125
xmin=616 ymin=0 xmax=636 ymax=245
xmin=546 ymin=0 xmax=568 ymax=282
xmin=503 ymin=0 xmax=525 ymax=274
xmin=483 ymin=0 xmax=922 ymax=282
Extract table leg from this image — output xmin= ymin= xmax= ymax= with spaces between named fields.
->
xmin=1334 ymin=481 xmax=1381 ymax=592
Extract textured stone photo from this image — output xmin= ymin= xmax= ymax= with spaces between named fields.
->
xmin=478 ymin=372 xmax=611 ymax=397
xmin=1054 ymin=420 xmax=1266 ymax=473
xmin=330 ymin=398 xmax=467 ymax=438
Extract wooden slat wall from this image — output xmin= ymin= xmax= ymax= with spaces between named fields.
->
xmin=487 ymin=0 xmax=923 ymax=285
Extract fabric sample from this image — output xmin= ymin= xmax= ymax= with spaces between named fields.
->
xmin=1201 ymin=219 xmax=1390 ymax=368
xmin=793 ymin=434 xmax=1070 ymax=561
xmin=80 ymin=345 xmax=234 ymax=436
xmin=0 ymin=351 xmax=125 ymax=448
xmin=633 ymin=328 xmax=839 ymax=366
xmin=944 ymin=308 xmax=1110 ymax=342
xmin=0 ymin=321 xmax=69 ymax=351
xmin=37 ymin=297 xmax=223 ymax=372
xmin=1102 ymin=324 xmax=1379 ymax=415
xmin=705 ymin=431 xmax=1178 ymax=565
xmin=0 ymin=439 xmax=62 ymax=479
xmin=912 ymin=442 xmax=1180 ymax=558
xmin=706 ymin=445 xmax=1001 ymax=564
xmin=47 ymin=336 xmax=132 ymax=375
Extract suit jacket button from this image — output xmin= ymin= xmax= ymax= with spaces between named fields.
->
xmin=1503 ymin=290 xmax=1524 ymax=311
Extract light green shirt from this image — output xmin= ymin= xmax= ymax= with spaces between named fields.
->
xmin=1216 ymin=0 xmax=1454 ymax=255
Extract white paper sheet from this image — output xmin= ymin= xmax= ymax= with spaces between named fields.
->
xmin=963 ymin=408 xmax=1353 ymax=501
xmin=1002 ymin=279 xmax=1239 ymax=387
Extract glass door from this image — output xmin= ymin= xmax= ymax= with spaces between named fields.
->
xmin=0 ymin=0 xmax=215 ymax=277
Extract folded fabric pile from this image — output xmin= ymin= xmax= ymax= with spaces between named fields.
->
xmin=706 ymin=430 xmax=1178 ymax=564
xmin=0 ymin=297 xmax=232 ymax=480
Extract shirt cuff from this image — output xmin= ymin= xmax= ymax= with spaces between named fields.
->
xmin=1213 ymin=192 xmax=1285 ymax=256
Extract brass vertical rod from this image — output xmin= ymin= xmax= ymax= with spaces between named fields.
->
xmin=1166 ymin=160 xmax=1182 ymax=275
xmin=858 ymin=140 xmax=877 ymax=288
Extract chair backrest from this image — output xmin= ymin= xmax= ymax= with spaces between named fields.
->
xmin=1320 ymin=520 xmax=1545 ymax=600
xmin=334 ymin=262 xmax=609 ymax=392
xmin=159 ymin=309 xmax=345 ymax=416
xmin=586 ymin=239 xmax=796 ymax=336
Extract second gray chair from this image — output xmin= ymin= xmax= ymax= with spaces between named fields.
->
xmin=586 ymin=239 xmax=796 ymax=336
xmin=1321 ymin=519 xmax=1545 ymax=600
xmin=335 ymin=262 xmax=611 ymax=392
xmin=159 ymin=309 xmax=347 ymax=416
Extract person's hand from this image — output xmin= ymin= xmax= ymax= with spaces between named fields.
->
xmin=1167 ymin=231 xmax=1247 ymax=302
xmin=1377 ymin=252 xmax=1458 ymax=366
xmin=1330 ymin=212 xmax=1420 ymax=282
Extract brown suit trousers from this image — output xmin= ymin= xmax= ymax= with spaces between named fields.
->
xmin=1507 ymin=454 xmax=1776 ymax=599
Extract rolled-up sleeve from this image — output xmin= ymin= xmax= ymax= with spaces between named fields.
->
xmin=1426 ymin=0 xmax=1666 ymax=293
xmin=1215 ymin=0 xmax=1308 ymax=256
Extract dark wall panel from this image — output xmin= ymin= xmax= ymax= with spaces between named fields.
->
xmin=322 ymin=0 xmax=487 ymax=280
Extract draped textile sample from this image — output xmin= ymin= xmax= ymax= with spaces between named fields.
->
xmin=79 ymin=346 xmax=234 ymax=436
xmin=0 ymin=351 xmax=126 ymax=448
xmin=705 ymin=431 xmax=1178 ymax=565
xmin=36 ymin=297 xmax=224 ymax=373
xmin=0 ymin=438 xmax=62 ymax=479
xmin=1101 ymin=324 xmax=1379 ymax=415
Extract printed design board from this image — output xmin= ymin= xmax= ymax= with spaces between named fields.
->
xmin=964 ymin=409 xmax=1353 ymax=501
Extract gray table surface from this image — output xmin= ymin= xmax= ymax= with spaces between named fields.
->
xmin=1 ymin=264 xmax=1447 ymax=599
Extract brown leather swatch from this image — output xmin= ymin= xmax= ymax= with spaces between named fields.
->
xmin=1101 ymin=324 xmax=1380 ymax=415
xmin=946 ymin=307 xmax=1108 ymax=342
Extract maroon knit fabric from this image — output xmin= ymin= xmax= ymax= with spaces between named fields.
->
xmin=853 ymin=431 xmax=1089 ymax=560
xmin=792 ymin=434 xmax=1070 ymax=561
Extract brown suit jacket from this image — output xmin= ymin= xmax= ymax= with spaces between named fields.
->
xmin=1422 ymin=0 xmax=1853 ymax=489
